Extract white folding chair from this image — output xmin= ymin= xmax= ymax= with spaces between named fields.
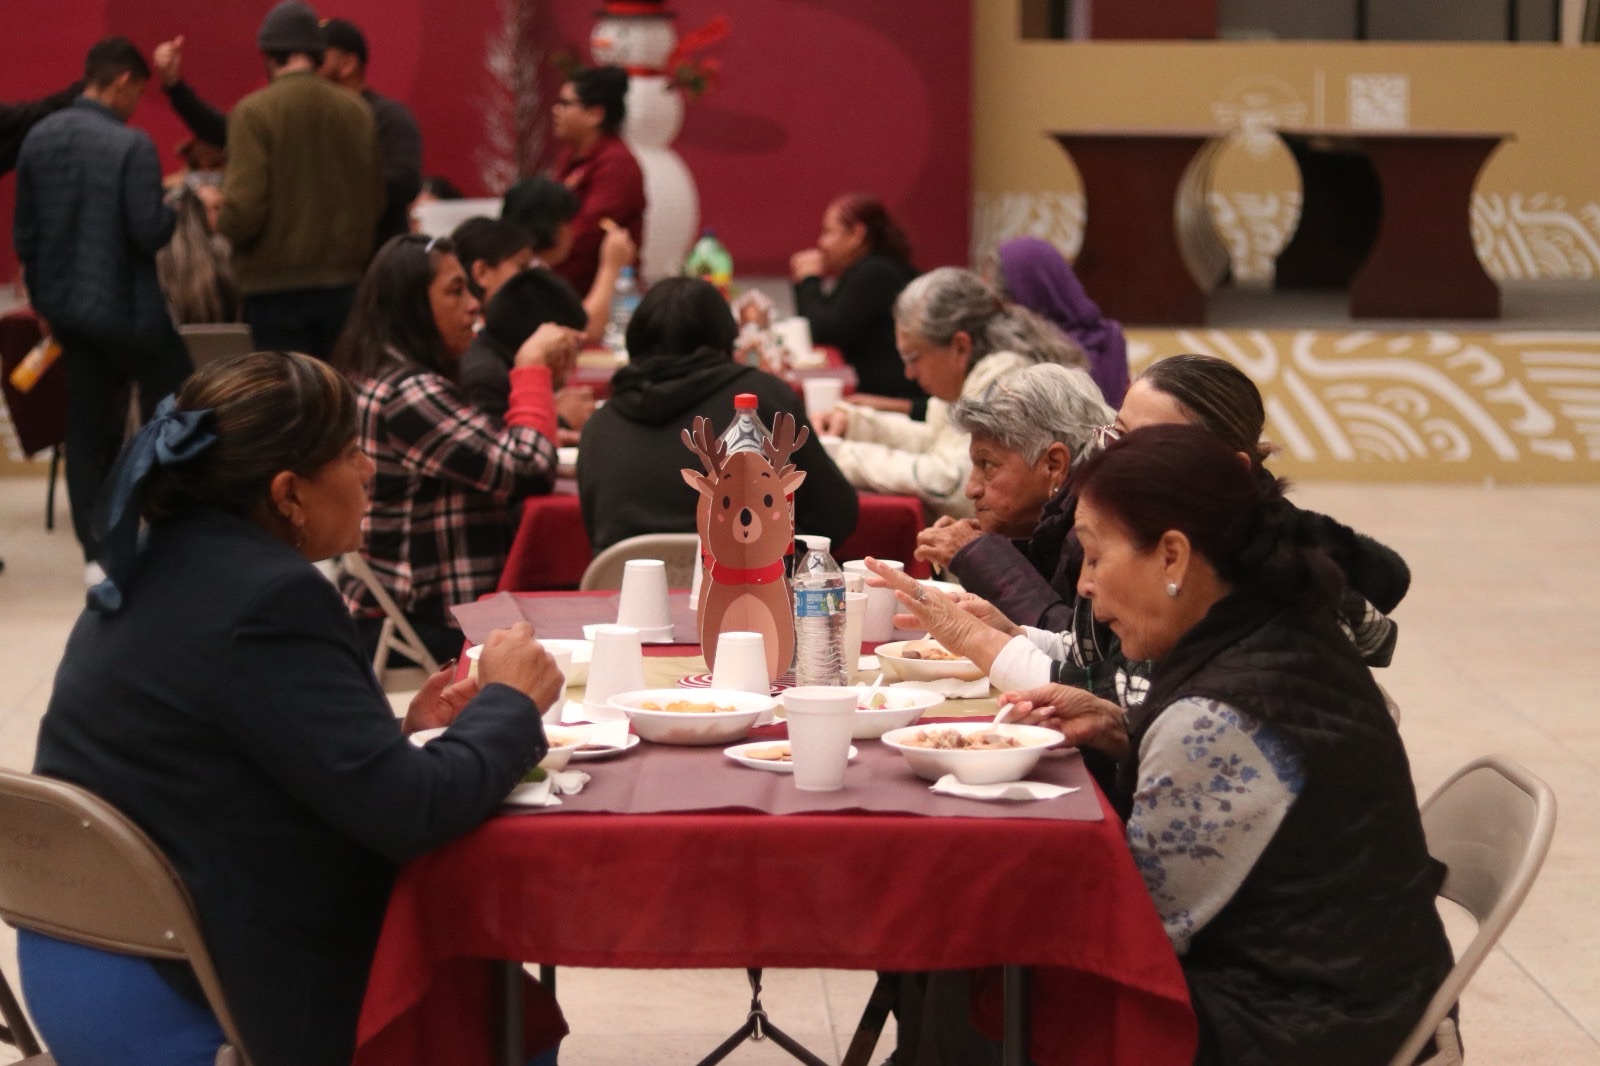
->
xmin=579 ymin=533 xmax=701 ymax=592
xmin=1389 ymin=755 xmax=1557 ymax=1066
xmin=340 ymin=552 xmax=440 ymax=686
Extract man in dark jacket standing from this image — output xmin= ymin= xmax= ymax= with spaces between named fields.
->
xmin=318 ymin=18 xmax=423 ymax=252
xmin=13 ymin=38 xmax=191 ymax=573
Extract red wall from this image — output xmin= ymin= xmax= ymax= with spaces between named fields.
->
xmin=0 ymin=0 xmax=969 ymax=280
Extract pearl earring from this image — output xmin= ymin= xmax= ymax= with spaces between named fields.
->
xmin=1165 ymin=582 xmax=1179 ymax=598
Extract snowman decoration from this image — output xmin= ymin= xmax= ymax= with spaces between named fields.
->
xmin=590 ymin=1 xmax=700 ymax=284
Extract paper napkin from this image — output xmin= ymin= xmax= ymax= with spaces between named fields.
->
xmin=504 ymin=768 xmax=592 ymax=808
xmin=929 ymin=774 xmax=1078 ymax=802
xmin=891 ymin=677 xmax=991 ymax=699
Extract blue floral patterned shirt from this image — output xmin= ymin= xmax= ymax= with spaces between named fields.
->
xmin=1126 ymin=697 xmax=1304 ymax=954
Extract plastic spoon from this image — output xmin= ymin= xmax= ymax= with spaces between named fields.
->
xmin=859 ymin=672 xmax=886 ymax=709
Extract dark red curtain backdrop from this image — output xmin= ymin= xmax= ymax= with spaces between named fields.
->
xmin=0 ymin=0 xmax=969 ymax=280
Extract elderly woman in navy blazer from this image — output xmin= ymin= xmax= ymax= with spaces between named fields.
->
xmin=25 ymin=351 xmax=566 ymax=1066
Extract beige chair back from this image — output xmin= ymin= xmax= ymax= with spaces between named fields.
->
xmin=341 ymin=552 xmax=441 ymax=684
xmin=580 ymin=533 xmax=701 ymax=592
xmin=177 ymin=324 xmax=254 ymax=371
xmin=1388 ymin=755 xmax=1557 ymax=1066
xmin=0 ymin=769 xmax=250 ymax=1065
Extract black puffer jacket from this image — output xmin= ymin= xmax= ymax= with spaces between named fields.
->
xmin=14 ymin=98 xmax=175 ymax=344
xmin=1121 ymin=592 xmax=1453 ymax=1066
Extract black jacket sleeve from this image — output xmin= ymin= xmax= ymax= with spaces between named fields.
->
xmin=219 ymin=568 xmax=546 ymax=863
xmin=0 ymin=81 xmax=81 ymax=175
xmin=793 ymin=258 xmax=906 ymax=354
xmin=163 ymin=79 xmax=229 ymax=148
xmin=459 ymin=341 xmax=513 ymax=420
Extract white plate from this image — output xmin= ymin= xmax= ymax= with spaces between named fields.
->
xmin=582 ymin=623 xmax=678 ymax=643
xmin=557 ymin=446 xmax=579 ymax=477
xmin=920 ymin=579 xmax=963 ymax=595
xmin=723 ymin=740 xmax=858 ymax=773
xmin=570 ymin=733 xmax=641 ymax=761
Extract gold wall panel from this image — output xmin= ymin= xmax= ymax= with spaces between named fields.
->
xmin=1128 ymin=328 xmax=1600 ymax=482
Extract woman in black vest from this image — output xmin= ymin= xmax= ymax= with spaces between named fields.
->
xmin=998 ymin=424 xmax=1454 ymax=1064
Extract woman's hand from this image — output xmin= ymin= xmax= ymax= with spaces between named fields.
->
xmin=476 ymin=623 xmax=566 ymax=717
xmin=402 ymin=658 xmax=478 ymax=734
xmin=815 ymin=408 xmax=850 ymax=437
xmin=555 ymin=385 xmax=596 ymax=431
xmin=790 ymin=249 xmax=825 ymax=282
xmin=514 ymin=323 xmax=583 ymax=378
xmin=597 ymin=218 xmax=636 ymax=272
xmin=863 ymin=557 xmax=1009 ymax=673
xmin=1000 ymin=684 xmax=1128 ymax=759
xmin=914 ymin=516 xmax=981 ymax=570
xmin=946 ymin=591 xmax=1021 ymax=637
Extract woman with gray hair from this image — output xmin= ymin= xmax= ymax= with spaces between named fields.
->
xmin=814 ymin=266 xmax=1090 ymax=517
xmin=917 ymin=362 xmax=1110 ymax=570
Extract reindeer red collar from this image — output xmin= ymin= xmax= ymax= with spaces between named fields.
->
xmin=681 ymin=413 xmax=807 ymax=681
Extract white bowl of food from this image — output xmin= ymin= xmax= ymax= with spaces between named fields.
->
xmin=849 ymin=685 xmax=944 ymax=739
xmin=609 ymin=688 xmax=775 ymax=745
xmin=880 ymin=722 xmax=1064 ymax=785
xmin=874 ymin=639 xmax=985 ymax=683
xmin=537 ymin=729 xmax=584 ymax=771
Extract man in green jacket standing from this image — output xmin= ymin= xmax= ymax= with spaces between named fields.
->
xmin=219 ymin=1 xmax=381 ymax=359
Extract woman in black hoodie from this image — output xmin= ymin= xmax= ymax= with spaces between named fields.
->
xmin=578 ymin=277 xmax=858 ymax=551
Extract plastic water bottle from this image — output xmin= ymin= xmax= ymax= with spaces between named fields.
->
xmin=793 ymin=535 xmax=847 ymax=686
xmin=605 ymin=265 xmax=640 ymax=353
xmin=684 ymin=230 xmax=734 ymax=297
xmin=719 ymin=392 xmax=771 ymax=455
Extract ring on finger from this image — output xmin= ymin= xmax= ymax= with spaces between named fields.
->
xmin=913 ymin=586 xmax=927 ymax=603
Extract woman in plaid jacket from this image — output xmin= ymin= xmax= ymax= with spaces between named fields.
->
xmin=333 ymin=233 xmax=584 ymax=662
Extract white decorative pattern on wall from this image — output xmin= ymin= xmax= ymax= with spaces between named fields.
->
xmin=1128 ymin=328 xmax=1600 ymax=476
xmin=976 ymin=190 xmax=1600 ymax=283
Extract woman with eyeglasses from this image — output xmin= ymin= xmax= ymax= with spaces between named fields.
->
xmin=813 ymin=267 xmax=1089 ymax=518
xmin=873 ymin=353 xmax=1412 ymax=709
xmin=547 ymin=65 xmax=645 ymax=297
xmin=332 ymin=234 xmax=584 ymax=664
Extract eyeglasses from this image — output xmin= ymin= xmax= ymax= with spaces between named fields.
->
xmin=1092 ymin=422 xmax=1122 ymax=450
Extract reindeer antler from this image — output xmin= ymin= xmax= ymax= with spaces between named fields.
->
xmin=682 ymin=416 xmax=729 ymax=479
xmin=763 ymin=412 xmax=810 ymax=476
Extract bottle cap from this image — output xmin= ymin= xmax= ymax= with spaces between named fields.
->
xmin=733 ymin=393 xmax=758 ymax=410
xmin=798 ymin=535 xmax=830 ymax=554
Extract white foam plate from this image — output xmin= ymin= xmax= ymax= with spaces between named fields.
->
xmin=723 ymin=740 xmax=858 ymax=773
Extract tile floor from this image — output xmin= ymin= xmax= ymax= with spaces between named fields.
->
xmin=0 ymin=474 xmax=1596 ymax=1063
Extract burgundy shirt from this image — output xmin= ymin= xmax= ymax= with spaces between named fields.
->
xmin=551 ymin=133 xmax=646 ymax=294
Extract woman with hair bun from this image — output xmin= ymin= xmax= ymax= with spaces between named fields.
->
xmin=880 ymin=425 xmax=1455 ymax=1065
xmin=791 ymin=192 xmax=923 ymax=414
xmin=26 ymin=350 xmax=565 ymax=1065
xmin=1000 ymin=424 xmax=1454 ymax=1065
xmin=548 ymin=64 xmax=645 ymax=295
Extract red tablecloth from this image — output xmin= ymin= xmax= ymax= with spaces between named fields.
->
xmin=499 ymin=491 xmax=931 ymax=593
xmin=353 ymin=762 xmax=1196 ymax=1066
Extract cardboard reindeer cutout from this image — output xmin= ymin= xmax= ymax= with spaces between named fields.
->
xmin=681 ymin=413 xmax=808 ymax=681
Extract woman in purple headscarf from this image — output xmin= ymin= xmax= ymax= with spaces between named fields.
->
xmin=994 ymin=237 xmax=1129 ymax=407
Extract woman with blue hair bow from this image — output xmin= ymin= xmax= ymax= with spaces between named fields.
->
xmin=26 ymin=351 xmax=569 ymax=1066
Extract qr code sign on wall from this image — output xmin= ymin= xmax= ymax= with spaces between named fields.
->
xmin=1348 ymin=74 xmax=1409 ymax=129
